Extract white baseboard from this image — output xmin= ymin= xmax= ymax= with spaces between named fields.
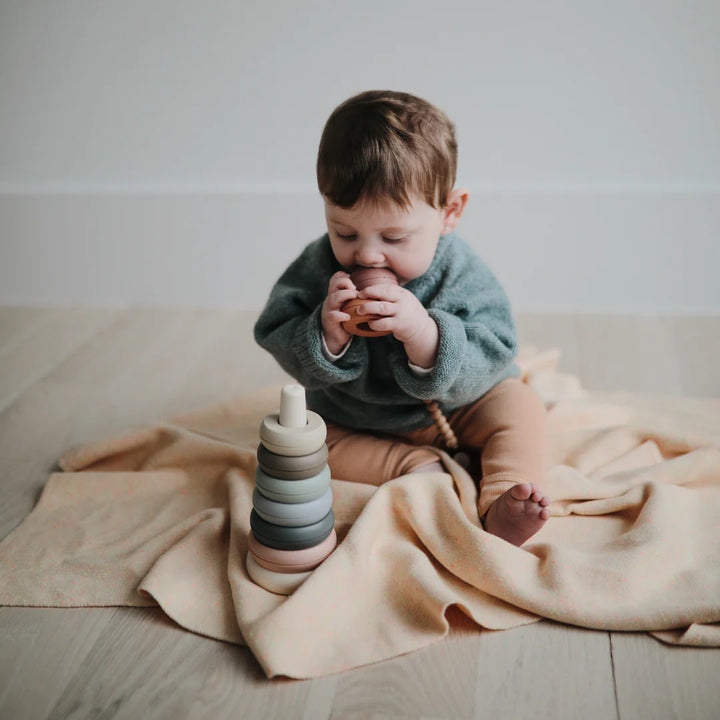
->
xmin=1 ymin=191 xmax=718 ymax=313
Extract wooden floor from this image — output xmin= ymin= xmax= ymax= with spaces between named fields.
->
xmin=0 ymin=308 xmax=719 ymax=720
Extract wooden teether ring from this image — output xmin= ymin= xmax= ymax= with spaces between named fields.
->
xmin=342 ymin=298 xmax=392 ymax=337
xmin=342 ymin=267 xmax=399 ymax=337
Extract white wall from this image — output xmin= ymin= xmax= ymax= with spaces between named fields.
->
xmin=1 ymin=0 xmax=718 ymax=312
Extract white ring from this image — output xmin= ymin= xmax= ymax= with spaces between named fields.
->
xmin=259 ymin=410 xmax=326 ymax=456
xmin=246 ymin=553 xmax=312 ymax=595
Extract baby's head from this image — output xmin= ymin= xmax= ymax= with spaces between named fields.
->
xmin=317 ymin=90 xmax=467 ymax=283
xmin=317 ymin=89 xmax=457 ymax=211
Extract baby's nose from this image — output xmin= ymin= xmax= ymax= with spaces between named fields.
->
xmin=355 ymin=244 xmax=384 ymax=266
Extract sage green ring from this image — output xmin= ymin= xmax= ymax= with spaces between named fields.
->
xmin=255 ymin=465 xmax=331 ymax=504
xmin=259 ymin=410 xmax=326 ymax=456
xmin=252 ymin=487 xmax=333 ymax=527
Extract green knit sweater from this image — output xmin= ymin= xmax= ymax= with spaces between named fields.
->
xmin=254 ymin=232 xmax=519 ymax=432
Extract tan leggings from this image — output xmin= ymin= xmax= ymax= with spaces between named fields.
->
xmin=325 ymin=378 xmax=547 ymax=516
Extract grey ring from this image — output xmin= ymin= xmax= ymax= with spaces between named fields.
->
xmin=253 ymin=486 xmax=333 ymax=527
xmin=255 ymin=465 xmax=331 ymax=504
xmin=257 ymin=443 xmax=329 ymax=480
xmin=250 ymin=509 xmax=335 ymax=551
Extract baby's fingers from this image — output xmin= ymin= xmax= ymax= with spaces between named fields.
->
xmin=329 ymin=271 xmax=355 ymax=292
xmin=326 ymin=309 xmax=352 ymax=323
xmin=329 ymin=287 xmax=358 ymax=309
xmin=358 ymin=299 xmax=393 ymax=317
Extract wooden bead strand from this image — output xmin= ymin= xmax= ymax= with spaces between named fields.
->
xmin=425 ymin=400 xmax=459 ymax=450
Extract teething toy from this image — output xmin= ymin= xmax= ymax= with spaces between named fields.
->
xmin=247 ymin=384 xmax=336 ymax=595
xmin=342 ymin=267 xmax=399 ymax=337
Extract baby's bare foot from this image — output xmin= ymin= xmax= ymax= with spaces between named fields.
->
xmin=483 ymin=483 xmax=550 ymax=546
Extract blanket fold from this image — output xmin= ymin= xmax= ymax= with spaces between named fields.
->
xmin=1 ymin=348 xmax=719 ymax=678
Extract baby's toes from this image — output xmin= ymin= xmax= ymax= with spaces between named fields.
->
xmin=509 ymin=482 xmax=534 ymax=501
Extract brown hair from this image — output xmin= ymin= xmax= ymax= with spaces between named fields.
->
xmin=317 ymin=90 xmax=457 ymax=210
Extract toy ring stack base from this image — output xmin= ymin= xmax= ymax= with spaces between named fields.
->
xmin=246 ymin=529 xmax=338 ymax=596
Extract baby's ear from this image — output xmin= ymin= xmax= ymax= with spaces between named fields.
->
xmin=441 ymin=188 xmax=469 ymax=234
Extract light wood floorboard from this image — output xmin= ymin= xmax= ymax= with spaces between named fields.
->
xmin=0 ymin=308 xmax=718 ymax=720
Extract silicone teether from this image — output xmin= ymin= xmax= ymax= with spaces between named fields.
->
xmin=342 ymin=267 xmax=399 ymax=337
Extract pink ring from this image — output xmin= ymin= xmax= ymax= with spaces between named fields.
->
xmin=249 ymin=550 xmax=326 ymax=574
xmin=247 ymin=528 xmax=337 ymax=567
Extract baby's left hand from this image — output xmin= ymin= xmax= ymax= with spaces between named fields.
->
xmin=358 ymin=284 xmax=439 ymax=367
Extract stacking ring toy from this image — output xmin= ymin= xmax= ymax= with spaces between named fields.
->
xmin=255 ymin=465 xmax=331 ymax=504
xmin=252 ymin=486 xmax=333 ymax=527
xmin=257 ymin=443 xmax=329 ymax=480
xmin=342 ymin=267 xmax=399 ymax=337
xmin=250 ymin=508 xmax=335 ymax=550
xmin=247 ymin=528 xmax=337 ymax=570
xmin=246 ymin=553 xmax=312 ymax=595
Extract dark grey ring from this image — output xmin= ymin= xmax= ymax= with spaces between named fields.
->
xmin=250 ymin=508 xmax=335 ymax=551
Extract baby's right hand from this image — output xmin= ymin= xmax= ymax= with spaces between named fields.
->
xmin=321 ymin=271 xmax=357 ymax=355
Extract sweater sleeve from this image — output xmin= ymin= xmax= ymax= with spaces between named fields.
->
xmin=253 ymin=237 xmax=369 ymax=389
xmin=390 ymin=237 xmax=518 ymax=405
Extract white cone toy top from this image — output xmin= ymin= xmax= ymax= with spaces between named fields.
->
xmin=278 ymin=384 xmax=307 ymax=428
xmin=259 ymin=385 xmax=326 ymax=457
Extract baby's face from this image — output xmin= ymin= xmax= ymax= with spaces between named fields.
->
xmin=324 ymin=196 xmax=447 ymax=285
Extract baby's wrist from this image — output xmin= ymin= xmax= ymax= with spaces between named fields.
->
xmin=403 ymin=316 xmax=439 ymax=369
xmin=323 ymin=330 xmax=351 ymax=357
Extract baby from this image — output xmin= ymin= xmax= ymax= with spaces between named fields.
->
xmin=254 ymin=90 xmax=550 ymax=546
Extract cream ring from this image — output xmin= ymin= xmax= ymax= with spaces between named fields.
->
xmin=259 ymin=410 xmax=326 ymax=456
xmin=247 ymin=528 xmax=337 ymax=567
xmin=255 ymin=465 xmax=331 ymax=504
xmin=246 ymin=553 xmax=312 ymax=595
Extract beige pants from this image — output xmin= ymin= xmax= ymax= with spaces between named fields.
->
xmin=325 ymin=378 xmax=547 ymax=516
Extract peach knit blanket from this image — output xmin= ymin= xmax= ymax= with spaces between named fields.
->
xmin=1 ymin=348 xmax=719 ymax=678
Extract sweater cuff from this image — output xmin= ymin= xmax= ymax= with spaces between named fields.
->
xmin=295 ymin=307 xmax=365 ymax=384
xmin=392 ymin=309 xmax=466 ymax=399
xmin=322 ymin=333 xmax=352 ymax=361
